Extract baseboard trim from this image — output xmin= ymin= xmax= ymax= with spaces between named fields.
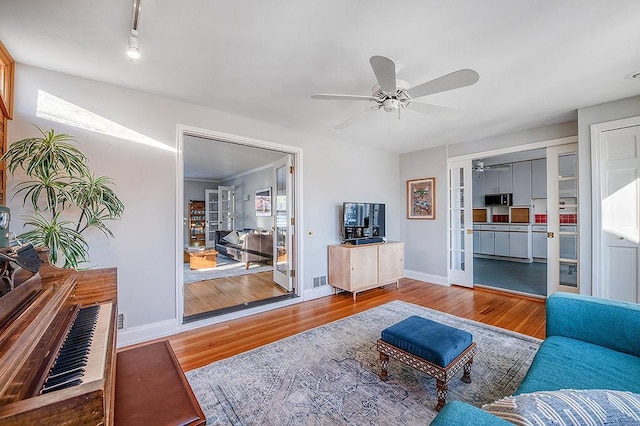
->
xmin=303 ymin=285 xmax=334 ymax=300
xmin=403 ymin=270 xmax=448 ymax=286
xmin=117 ymin=319 xmax=179 ymax=348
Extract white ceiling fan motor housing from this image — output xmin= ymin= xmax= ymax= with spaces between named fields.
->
xmin=383 ymin=99 xmax=399 ymax=112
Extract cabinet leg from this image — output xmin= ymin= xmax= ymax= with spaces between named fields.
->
xmin=352 ymin=292 xmax=357 ymax=301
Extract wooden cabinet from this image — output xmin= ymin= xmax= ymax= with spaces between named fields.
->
xmin=328 ymin=241 xmax=404 ymax=300
xmin=188 ymin=200 xmax=206 ymax=247
xmin=531 ymin=159 xmax=547 ymax=199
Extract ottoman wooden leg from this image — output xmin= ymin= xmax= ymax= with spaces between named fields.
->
xmin=461 ymin=358 xmax=473 ymax=384
xmin=379 ymin=352 xmax=389 ymax=381
xmin=435 ymin=380 xmax=448 ymax=411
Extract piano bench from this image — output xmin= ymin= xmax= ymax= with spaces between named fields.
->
xmin=115 ymin=340 xmax=205 ymax=426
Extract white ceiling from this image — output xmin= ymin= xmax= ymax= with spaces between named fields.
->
xmin=183 ymin=135 xmax=285 ymax=180
xmin=1 ymin=1 xmax=640 ymax=155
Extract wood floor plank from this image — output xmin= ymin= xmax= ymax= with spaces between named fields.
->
xmin=130 ymin=278 xmax=546 ymax=372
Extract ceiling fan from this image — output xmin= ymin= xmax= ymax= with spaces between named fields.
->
xmin=311 ymin=55 xmax=479 ymax=129
xmin=472 ymin=160 xmax=511 ymax=172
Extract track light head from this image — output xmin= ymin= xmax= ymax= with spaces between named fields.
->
xmin=127 ymin=30 xmax=140 ymax=60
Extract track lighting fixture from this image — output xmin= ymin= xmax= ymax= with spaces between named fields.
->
xmin=127 ymin=29 xmax=140 ymax=59
xmin=126 ymin=0 xmax=142 ymax=60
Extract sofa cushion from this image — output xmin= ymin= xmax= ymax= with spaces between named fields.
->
xmin=222 ymin=230 xmax=241 ymax=245
xmin=515 ymin=336 xmax=640 ymax=395
xmin=483 ymin=389 xmax=640 ymax=425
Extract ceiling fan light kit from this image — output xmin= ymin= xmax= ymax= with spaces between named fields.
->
xmin=311 ymin=55 xmax=479 ymax=129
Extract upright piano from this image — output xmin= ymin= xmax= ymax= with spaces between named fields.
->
xmin=0 ymin=250 xmax=117 ymax=425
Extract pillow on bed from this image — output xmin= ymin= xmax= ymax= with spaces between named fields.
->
xmin=222 ymin=231 xmax=240 ymax=245
xmin=482 ymin=389 xmax=640 ymax=425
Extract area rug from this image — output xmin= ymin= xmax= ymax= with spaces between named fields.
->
xmin=184 ymin=255 xmax=272 ymax=284
xmin=186 ymin=300 xmax=541 ymax=425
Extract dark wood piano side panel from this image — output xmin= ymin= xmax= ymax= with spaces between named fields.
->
xmin=0 ymin=381 xmax=106 ymax=426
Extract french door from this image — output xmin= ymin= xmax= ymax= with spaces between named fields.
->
xmin=547 ymin=143 xmax=580 ymax=295
xmin=448 ymin=159 xmax=474 ymax=287
xmin=272 ymin=155 xmax=294 ymax=292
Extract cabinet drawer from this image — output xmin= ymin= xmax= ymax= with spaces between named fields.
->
xmin=509 ymin=225 xmax=530 ymax=232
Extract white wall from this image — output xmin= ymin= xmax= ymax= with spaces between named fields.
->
xmin=399 ymin=145 xmax=448 ymax=283
xmin=399 ymin=121 xmax=578 ymax=285
xmin=7 ymin=64 xmax=400 ymax=334
xmin=222 ymin=165 xmax=273 ymax=231
xmin=577 ymin=95 xmax=640 ymax=295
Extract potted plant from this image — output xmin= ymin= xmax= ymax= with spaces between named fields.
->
xmin=1 ymin=126 xmax=124 ymax=268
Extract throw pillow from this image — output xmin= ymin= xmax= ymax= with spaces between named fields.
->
xmin=222 ymin=231 xmax=239 ymax=245
xmin=482 ymin=389 xmax=640 ymax=426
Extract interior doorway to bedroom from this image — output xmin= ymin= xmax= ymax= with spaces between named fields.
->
xmin=179 ymin=131 xmax=299 ymax=323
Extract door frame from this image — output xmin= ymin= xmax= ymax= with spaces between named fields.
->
xmin=591 ymin=115 xmax=640 ymax=299
xmin=447 ymin=135 xmax=579 ymax=290
xmin=176 ymin=125 xmax=303 ymax=327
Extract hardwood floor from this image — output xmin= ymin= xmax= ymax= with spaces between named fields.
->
xmin=159 ymin=277 xmax=546 ymax=372
xmin=183 ymin=271 xmax=288 ymax=316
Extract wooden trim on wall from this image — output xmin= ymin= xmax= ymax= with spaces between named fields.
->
xmin=0 ymin=39 xmax=14 ymax=120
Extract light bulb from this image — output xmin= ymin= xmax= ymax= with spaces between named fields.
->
xmin=127 ymin=33 xmax=141 ymax=60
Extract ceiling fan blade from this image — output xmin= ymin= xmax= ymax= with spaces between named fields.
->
xmin=406 ymin=69 xmax=479 ymax=99
xmin=370 ymin=56 xmax=397 ymax=94
xmin=407 ymin=101 xmax=465 ymax=120
xmin=311 ymin=94 xmax=376 ymax=101
xmin=334 ymin=106 xmax=379 ymax=130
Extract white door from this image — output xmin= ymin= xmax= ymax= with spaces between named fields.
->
xmin=204 ymin=188 xmax=219 ymax=248
xmin=547 ymin=143 xmax=580 ymax=295
xmin=218 ymin=185 xmax=235 ymax=231
xmin=272 ymin=155 xmax=294 ymax=292
xmin=593 ymin=122 xmax=640 ymax=303
xmin=448 ymin=159 xmax=474 ymax=287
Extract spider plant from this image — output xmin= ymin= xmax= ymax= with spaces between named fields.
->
xmin=2 ymin=126 xmax=124 ymax=268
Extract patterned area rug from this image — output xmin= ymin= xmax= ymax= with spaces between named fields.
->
xmin=184 ymin=255 xmax=272 ymax=284
xmin=186 ymin=300 xmax=541 ymax=425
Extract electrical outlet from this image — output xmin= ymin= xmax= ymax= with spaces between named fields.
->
xmin=117 ymin=312 xmax=126 ymax=330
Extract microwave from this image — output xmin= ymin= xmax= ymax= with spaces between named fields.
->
xmin=484 ymin=193 xmax=512 ymax=206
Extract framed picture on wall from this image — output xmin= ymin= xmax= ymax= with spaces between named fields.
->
xmin=407 ymin=177 xmax=435 ymax=219
xmin=255 ymin=187 xmax=272 ymax=216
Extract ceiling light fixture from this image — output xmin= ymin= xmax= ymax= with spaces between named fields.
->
xmin=126 ymin=0 xmax=142 ymax=60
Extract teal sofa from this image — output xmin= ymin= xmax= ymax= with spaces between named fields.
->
xmin=430 ymin=292 xmax=640 ymax=425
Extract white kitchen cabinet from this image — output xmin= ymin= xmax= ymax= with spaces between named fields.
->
xmin=509 ymin=231 xmax=531 ymax=258
xmin=484 ymin=169 xmax=499 ymax=194
xmin=472 ymin=171 xmax=486 ymax=207
xmin=532 ymin=231 xmax=547 ymax=258
xmin=484 ymin=167 xmax=513 ymax=195
xmin=494 ymin=231 xmax=510 ymax=256
xmin=512 ymin=161 xmax=532 ymax=206
xmin=473 ymin=230 xmax=481 ymax=254
xmin=479 ymin=231 xmax=494 ymax=255
xmin=531 ymin=159 xmax=547 ymax=198
xmin=497 ymin=167 xmax=513 ymax=194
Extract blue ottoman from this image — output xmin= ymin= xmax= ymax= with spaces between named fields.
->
xmin=377 ymin=316 xmax=477 ymax=411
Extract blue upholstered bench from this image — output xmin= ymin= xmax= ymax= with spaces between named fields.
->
xmin=377 ymin=315 xmax=477 ymax=411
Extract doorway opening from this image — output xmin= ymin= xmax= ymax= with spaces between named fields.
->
xmin=179 ymin=130 xmax=300 ymax=323
xmin=447 ymin=136 xmax=579 ymax=298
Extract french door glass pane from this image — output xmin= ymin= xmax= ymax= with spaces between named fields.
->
xmin=450 ymin=250 xmax=465 ymax=271
xmin=451 ymin=230 xmax=465 ymax=250
xmin=560 ymin=262 xmax=578 ymax=287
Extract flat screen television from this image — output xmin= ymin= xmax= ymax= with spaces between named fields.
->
xmin=342 ymin=202 xmax=385 ymax=243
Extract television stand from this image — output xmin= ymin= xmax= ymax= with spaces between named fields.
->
xmin=328 ymin=241 xmax=404 ymax=300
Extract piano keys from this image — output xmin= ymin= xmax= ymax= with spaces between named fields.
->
xmin=0 ymin=249 xmax=117 ymax=426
